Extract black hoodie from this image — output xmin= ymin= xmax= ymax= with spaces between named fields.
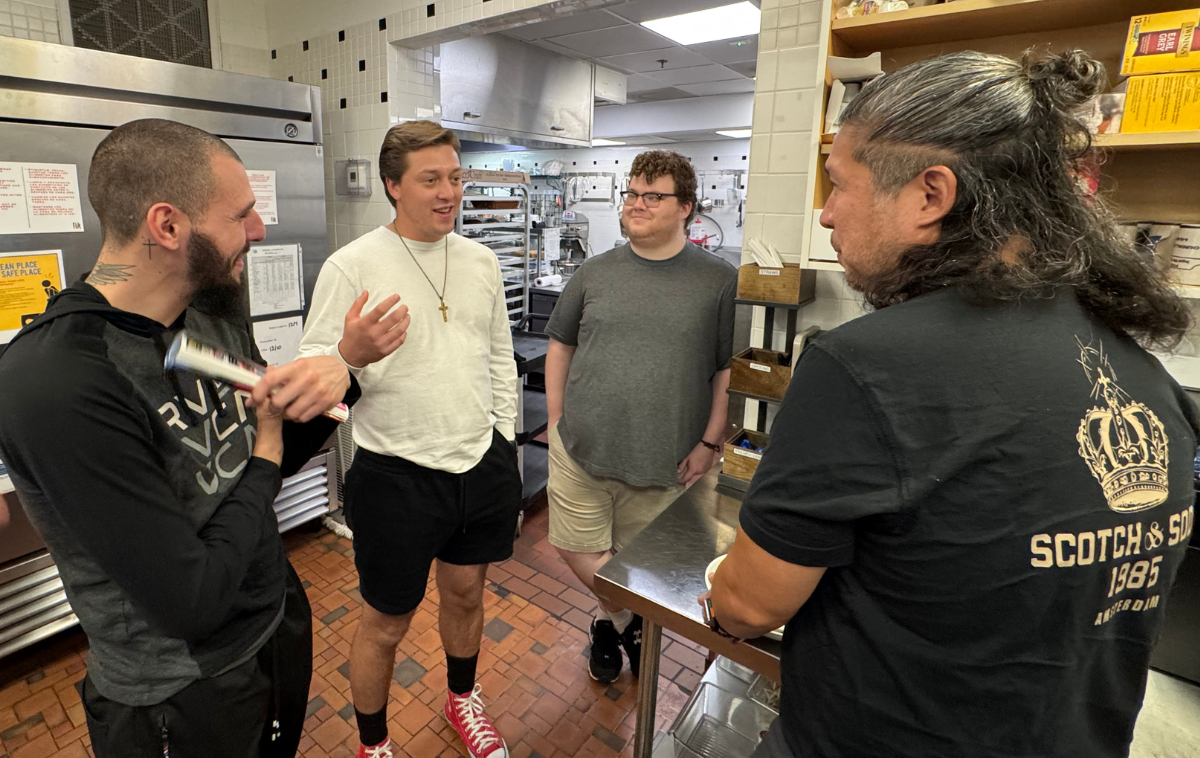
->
xmin=0 ymin=282 xmax=356 ymax=706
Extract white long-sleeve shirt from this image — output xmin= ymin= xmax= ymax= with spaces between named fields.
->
xmin=298 ymin=226 xmax=518 ymax=474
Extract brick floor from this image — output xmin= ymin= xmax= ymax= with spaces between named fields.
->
xmin=0 ymin=506 xmax=707 ymax=757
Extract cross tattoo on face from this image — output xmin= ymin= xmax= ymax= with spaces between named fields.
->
xmin=143 ymin=238 xmax=157 ymax=259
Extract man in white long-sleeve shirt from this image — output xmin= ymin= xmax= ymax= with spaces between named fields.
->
xmin=298 ymin=121 xmax=519 ymax=758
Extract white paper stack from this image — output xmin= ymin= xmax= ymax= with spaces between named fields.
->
xmin=747 ymin=238 xmax=784 ymax=268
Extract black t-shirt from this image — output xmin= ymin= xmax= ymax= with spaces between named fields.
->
xmin=741 ymin=287 xmax=1198 ymax=758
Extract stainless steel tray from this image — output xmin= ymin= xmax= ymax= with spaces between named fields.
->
xmin=748 ymin=674 xmax=781 ymax=714
xmin=671 ymin=682 xmax=777 ymax=758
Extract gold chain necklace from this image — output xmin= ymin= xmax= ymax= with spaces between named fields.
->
xmin=394 ymin=226 xmax=449 ymax=323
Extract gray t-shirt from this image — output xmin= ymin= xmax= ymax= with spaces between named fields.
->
xmin=547 ymin=242 xmax=737 ymax=487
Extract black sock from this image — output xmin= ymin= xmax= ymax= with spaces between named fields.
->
xmin=355 ymin=705 xmax=388 ymax=747
xmin=446 ymin=652 xmax=479 ymax=696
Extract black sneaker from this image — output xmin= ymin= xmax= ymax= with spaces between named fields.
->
xmin=619 ymin=614 xmax=644 ymax=678
xmin=588 ymin=619 xmax=622 ymax=683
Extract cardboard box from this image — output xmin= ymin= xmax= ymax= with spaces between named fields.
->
xmin=1171 ymin=225 xmax=1200 ymax=286
xmin=1121 ymin=72 xmax=1200 ymax=133
xmin=459 ymin=168 xmax=530 ymax=185
xmin=1122 ymin=10 xmax=1200 ymax=76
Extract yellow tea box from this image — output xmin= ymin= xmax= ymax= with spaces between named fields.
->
xmin=1121 ymin=72 xmax=1200 ymax=133
xmin=1122 ymin=9 xmax=1200 ymax=76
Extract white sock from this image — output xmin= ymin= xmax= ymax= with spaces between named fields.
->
xmin=609 ymin=609 xmax=633 ymax=634
xmin=594 ymin=608 xmax=611 ymax=624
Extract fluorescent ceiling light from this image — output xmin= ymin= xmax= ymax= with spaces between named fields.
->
xmin=716 ymin=129 xmax=753 ymax=138
xmin=642 ymin=2 xmax=761 ymax=46
xmin=591 ymin=138 xmax=626 ymax=146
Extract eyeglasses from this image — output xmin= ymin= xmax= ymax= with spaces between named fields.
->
xmin=620 ymin=190 xmax=680 ymax=208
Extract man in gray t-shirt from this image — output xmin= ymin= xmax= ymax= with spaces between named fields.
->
xmin=545 ymin=150 xmax=736 ymax=683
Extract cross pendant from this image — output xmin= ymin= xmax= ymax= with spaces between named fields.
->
xmin=439 ymin=300 xmax=449 ymax=322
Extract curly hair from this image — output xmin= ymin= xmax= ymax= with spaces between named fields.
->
xmin=839 ymin=49 xmax=1191 ymax=351
xmin=630 ymin=150 xmax=699 ymax=226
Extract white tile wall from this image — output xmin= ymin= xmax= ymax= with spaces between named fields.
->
xmin=462 ymin=141 xmax=752 ymax=256
xmin=0 ymin=0 xmax=61 ymax=43
xmin=269 ymin=16 xmax=439 ymax=251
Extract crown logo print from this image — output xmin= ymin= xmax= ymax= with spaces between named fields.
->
xmin=1075 ymin=340 xmax=1169 ymax=513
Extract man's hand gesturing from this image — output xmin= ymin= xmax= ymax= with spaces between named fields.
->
xmin=338 ymin=291 xmax=410 ymax=368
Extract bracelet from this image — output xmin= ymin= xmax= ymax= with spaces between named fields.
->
xmin=699 ymin=439 xmax=721 ymax=453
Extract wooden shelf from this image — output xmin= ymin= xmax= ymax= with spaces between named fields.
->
xmin=831 ymin=0 xmax=1185 ymax=52
xmin=1095 ymin=132 xmax=1200 ymax=151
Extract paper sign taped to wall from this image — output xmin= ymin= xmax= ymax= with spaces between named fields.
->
xmin=0 ymin=250 xmax=65 ymax=343
xmin=247 ymin=244 xmax=303 ymax=317
xmin=247 ymin=170 xmax=279 ymax=225
xmin=253 ymin=316 xmax=304 ymax=366
xmin=0 ymin=163 xmax=85 ymax=235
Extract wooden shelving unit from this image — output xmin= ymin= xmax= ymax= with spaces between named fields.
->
xmin=831 ymin=0 xmax=1183 ymax=52
xmin=800 ymin=0 xmax=1200 ymax=268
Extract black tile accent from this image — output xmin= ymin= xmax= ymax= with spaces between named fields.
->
xmin=393 ymin=656 xmax=428 ymax=688
xmin=1 ymin=713 xmax=44 ymax=741
xmin=270 ymin=49 xmax=276 ymax=59
xmin=531 ymin=641 xmax=549 ymax=655
xmin=338 ymin=30 xmax=345 ymax=42
xmin=379 ymin=18 xmax=387 ymax=31
xmin=305 ymin=695 xmax=326 ymax=719
xmin=301 ymin=579 xmax=312 ymax=588
xmin=340 ymin=98 xmax=347 ymax=109
xmin=380 ymin=92 xmax=388 ymax=103
xmin=338 ymin=703 xmax=356 ymax=722
xmin=483 ymin=617 xmax=514 ymax=643
xmin=287 ymin=76 xmax=293 ymax=82
xmin=25 ymin=671 xmax=45 ymax=685
xmin=302 ymin=40 xmax=309 ymax=51
xmin=604 ymin=685 xmax=622 ymax=701
xmin=714 ymin=156 xmax=719 ymax=160
xmin=359 ymin=59 xmax=366 ymax=72
xmin=337 ymin=661 xmax=351 ymax=680
xmin=426 ymin=3 xmax=435 ymax=16
xmin=487 ymin=581 xmax=511 ymax=599
xmin=593 ymin=725 xmax=626 ymax=752
xmin=320 ymin=606 xmax=349 ymax=625
xmin=321 ymin=69 xmax=327 ymax=79
xmin=742 ymin=155 xmax=747 ymax=160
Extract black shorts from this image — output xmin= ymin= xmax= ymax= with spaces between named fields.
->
xmin=344 ymin=429 xmax=523 ymax=616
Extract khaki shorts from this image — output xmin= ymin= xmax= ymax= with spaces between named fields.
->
xmin=547 ymin=423 xmax=684 ymax=553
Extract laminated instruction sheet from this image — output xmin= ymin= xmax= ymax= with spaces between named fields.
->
xmin=0 ymin=163 xmax=85 ymax=235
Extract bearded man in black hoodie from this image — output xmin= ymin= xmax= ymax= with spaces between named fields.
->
xmin=0 ymin=119 xmax=408 ymax=757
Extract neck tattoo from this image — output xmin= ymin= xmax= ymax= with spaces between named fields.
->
xmin=394 ymin=224 xmax=450 ymax=323
xmin=143 ymin=238 xmax=157 ymax=259
xmin=88 ymin=262 xmax=136 ymax=285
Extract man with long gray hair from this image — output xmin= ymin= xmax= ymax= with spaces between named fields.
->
xmin=704 ymin=50 xmax=1199 ymax=757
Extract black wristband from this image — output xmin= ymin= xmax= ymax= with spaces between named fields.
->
xmin=700 ymin=439 xmax=721 ymax=453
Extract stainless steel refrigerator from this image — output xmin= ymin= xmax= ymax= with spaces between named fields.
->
xmin=0 ymin=37 xmax=336 ymax=658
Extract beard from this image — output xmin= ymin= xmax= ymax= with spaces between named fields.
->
xmin=187 ymin=230 xmax=249 ymax=321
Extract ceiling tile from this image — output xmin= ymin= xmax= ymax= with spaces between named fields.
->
xmin=598 ymin=47 xmax=710 ymax=74
xmin=688 ymin=36 xmax=758 ymax=64
xmin=726 ymin=60 xmax=757 ymax=78
xmin=627 ymin=86 xmax=693 ymax=102
xmin=609 ymin=0 xmax=743 ymax=24
xmin=502 ymin=10 xmax=624 ymax=41
xmin=526 ymin=38 xmax=593 ymax=60
xmin=545 ymin=24 xmax=674 ymax=58
xmin=677 ymin=78 xmax=757 ymax=97
xmin=646 ymin=64 xmax=742 ymax=86
xmin=624 ymin=73 xmax=668 ymax=93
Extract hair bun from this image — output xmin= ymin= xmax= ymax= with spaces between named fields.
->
xmin=1022 ymin=49 xmax=1107 ymax=111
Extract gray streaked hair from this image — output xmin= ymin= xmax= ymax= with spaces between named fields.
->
xmin=840 ymin=49 xmax=1190 ymax=351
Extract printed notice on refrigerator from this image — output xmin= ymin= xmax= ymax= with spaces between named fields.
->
xmin=0 ymin=250 xmax=65 ymax=343
xmin=253 ymin=316 xmax=304 ymax=366
xmin=0 ymin=163 xmax=85 ymax=235
xmin=247 ymin=170 xmax=279 ymax=225
xmin=246 ymin=244 xmax=303 ymax=317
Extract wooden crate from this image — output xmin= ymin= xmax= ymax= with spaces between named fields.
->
xmin=723 ymin=429 xmax=769 ymax=482
xmin=736 ymin=263 xmax=815 ymax=305
xmin=730 ymin=347 xmax=792 ymax=400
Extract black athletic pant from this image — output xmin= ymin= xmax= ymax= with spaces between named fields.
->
xmin=80 ymin=563 xmax=313 ymax=758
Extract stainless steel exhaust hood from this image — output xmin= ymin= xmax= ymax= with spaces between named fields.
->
xmin=439 ymin=34 xmax=594 ymax=149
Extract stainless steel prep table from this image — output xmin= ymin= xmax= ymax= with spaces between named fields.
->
xmin=594 ymin=468 xmax=781 ymax=758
